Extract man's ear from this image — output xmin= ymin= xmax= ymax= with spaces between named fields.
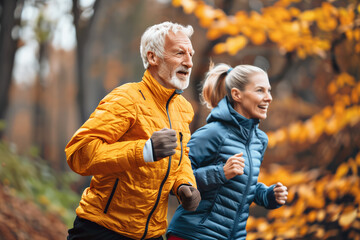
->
xmin=147 ymin=51 xmax=158 ymax=66
xmin=231 ymin=88 xmax=242 ymax=102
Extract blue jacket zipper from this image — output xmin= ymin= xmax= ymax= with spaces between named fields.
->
xmin=141 ymin=91 xmax=177 ymax=239
xmin=228 ymin=125 xmax=255 ymax=240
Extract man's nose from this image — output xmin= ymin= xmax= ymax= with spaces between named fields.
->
xmin=183 ymin=53 xmax=193 ymax=68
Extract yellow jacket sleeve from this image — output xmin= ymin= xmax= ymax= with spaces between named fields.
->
xmin=65 ymin=93 xmax=147 ymax=176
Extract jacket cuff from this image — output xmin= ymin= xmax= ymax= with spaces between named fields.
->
xmin=134 ymin=140 xmax=148 ymax=168
xmin=143 ymin=138 xmax=154 ymax=162
xmin=266 ymin=185 xmax=282 ymax=209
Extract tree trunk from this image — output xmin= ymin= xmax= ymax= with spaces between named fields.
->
xmin=72 ymin=0 xmax=99 ymax=125
xmin=33 ymin=42 xmax=47 ymax=157
xmin=0 ymin=0 xmax=24 ymax=138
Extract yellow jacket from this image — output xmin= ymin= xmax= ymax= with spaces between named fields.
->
xmin=65 ymin=70 xmax=197 ymax=239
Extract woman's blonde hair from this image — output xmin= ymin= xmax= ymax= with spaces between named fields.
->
xmin=201 ymin=63 xmax=267 ymax=109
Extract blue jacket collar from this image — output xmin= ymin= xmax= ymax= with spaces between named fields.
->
xmin=207 ymin=96 xmax=259 ymax=130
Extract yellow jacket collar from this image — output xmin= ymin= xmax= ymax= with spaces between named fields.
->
xmin=142 ymin=70 xmax=182 ymax=102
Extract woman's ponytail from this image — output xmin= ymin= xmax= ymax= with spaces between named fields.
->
xmin=201 ymin=63 xmax=232 ymax=109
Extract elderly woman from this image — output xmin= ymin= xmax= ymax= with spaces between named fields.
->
xmin=167 ymin=64 xmax=288 ymax=240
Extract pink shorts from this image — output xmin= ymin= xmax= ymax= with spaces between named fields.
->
xmin=167 ymin=235 xmax=187 ymax=240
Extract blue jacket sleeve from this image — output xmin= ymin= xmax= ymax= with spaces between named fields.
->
xmin=254 ymin=182 xmax=282 ymax=209
xmin=188 ymin=125 xmax=228 ymax=192
xmin=193 ymin=165 xmax=226 ymax=192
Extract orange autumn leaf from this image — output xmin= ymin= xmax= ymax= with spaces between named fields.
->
xmin=307 ymin=210 xmax=317 ymax=222
xmin=213 ymin=42 xmax=226 ymax=54
xmin=335 ymin=162 xmax=349 ymax=179
xmin=339 ymin=208 xmax=358 ymax=228
xmin=308 ymin=195 xmax=325 ymax=209
xmin=317 ymin=209 xmax=326 ymax=222
xmin=172 ymin=0 xmax=182 ymax=7
xmin=250 ymin=30 xmax=267 ymax=45
xmin=299 ymin=10 xmax=316 ymax=21
xmin=226 ymin=35 xmax=248 ymax=55
xmin=177 ymin=0 xmax=197 ymax=14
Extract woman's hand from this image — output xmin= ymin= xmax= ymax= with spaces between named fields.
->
xmin=223 ymin=153 xmax=245 ymax=180
xmin=274 ymin=182 xmax=288 ymax=205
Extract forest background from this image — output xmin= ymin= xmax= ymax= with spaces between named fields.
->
xmin=0 ymin=0 xmax=359 ymax=239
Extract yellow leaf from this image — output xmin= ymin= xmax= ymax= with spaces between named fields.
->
xmin=207 ymin=28 xmax=223 ymax=40
xmin=321 ymin=2 xmax=338 ymax=16
xmin=300 ymin=10 xmax=316 ymax=21
xmin=297 ymin=47 xmax=307 ymax=59
xmin=317 ymin=209 xmax=326 ymax=222
xmin=354 ymin=29 xmax=360 ymax=41
xmin=356 ymin=152 xmax=360 ymax=165
xmin=257 ymin=221 xmax=269 ymax=232
xmin=308 ymin=196 xmax=325 ymax=209
xmin=315 ymin=228 xmax=325 ymax=239
xmin=224 ymin=20 xmax=240 ymax=36
xmin=322 ymin=106 xmax=333 ymax=119
xmin=172 ymin=0 xmax=181 ymax=7
xmin=356 ymin=43 xmax=360 ymax=53
xmin=335 ymin=162 xmax=349 ymax=179
xmin=293 ymin=200 xmax=306 ymax=216
xmin=307 ymin=210 xmax=317 ymax=222
xmin=339 ymin=209 xmax=357 ymax=228
xmin=317 ymin=18 xmax=337 ymax=31
xmin=226 ymin=35 xmax=248 ymax=55
xmin=250 ymin=30 xmax=267 ymax=45
xmin=268 ymin=30 xmax=283 ymax=42
xmin=327 ymin=81 xmax=337 ymax=95
xmin=351 ymin=87 xmax=360 ymax=104
xmin=195 ymin=4 xmax=215 ymax=27
xmin=353 ymin=220 xmax=360 ymax=230
xmin=213 ymin=43 xmax=226 ymax=54
xmin=337 ymin=72 xmax=356 ymax=87
xmin=349 ymin=159 xmax=358 ymax=176
xmin=288 ymin=122 xmax=302 ymax=142
xmin=289 ymin=7 xmax=300 ymax=17
xmin=181 ymin=0 xmax=197 ymax=14
xmin=327 ymin=188 xmax=338 ymax=201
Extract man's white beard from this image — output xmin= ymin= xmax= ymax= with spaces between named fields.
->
xmin=170 ymin=69 xmax=191 ymax=90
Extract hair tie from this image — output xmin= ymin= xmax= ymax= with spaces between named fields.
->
xmin=227 ymin=67 xmax=233 ymax=75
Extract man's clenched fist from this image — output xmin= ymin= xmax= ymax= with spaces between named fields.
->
xmin=178 ymin=185 xmax=201 ymax=211
xmin=150 ymin=128 xmax=177 ymax=161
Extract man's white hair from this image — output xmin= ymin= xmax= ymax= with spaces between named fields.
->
xmin=140 ymin=22 xmax=194 ymax=69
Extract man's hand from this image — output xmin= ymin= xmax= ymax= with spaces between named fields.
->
xmin=178 ymin=185 xmax=201 ymax=211
xmin=223 ymin=153 xmax=245 ymax=180
xmin=150 ymin=128 xmax=177 ymax=161
xmin=274 ymin=182 xmax=288 ymax=205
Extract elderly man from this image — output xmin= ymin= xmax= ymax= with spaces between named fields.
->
xmin=66 ymin=22 xmax=201 ymax=240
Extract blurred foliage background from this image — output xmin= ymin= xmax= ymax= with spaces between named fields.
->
xmin=0 ymin=0 xmax=359 ymax=239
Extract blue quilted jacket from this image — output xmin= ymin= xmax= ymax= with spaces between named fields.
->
xmin=167 ymin=97 xmax=280 ymax=240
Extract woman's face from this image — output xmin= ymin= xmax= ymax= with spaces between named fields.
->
xmin=233 ymin=72 xmax=272 ymax=120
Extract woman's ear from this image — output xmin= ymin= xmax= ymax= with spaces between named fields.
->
xmin=231 ymin=88 xmax=242 ymax=102
xmin=147 ymin=51 xmax=158 ymax=66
